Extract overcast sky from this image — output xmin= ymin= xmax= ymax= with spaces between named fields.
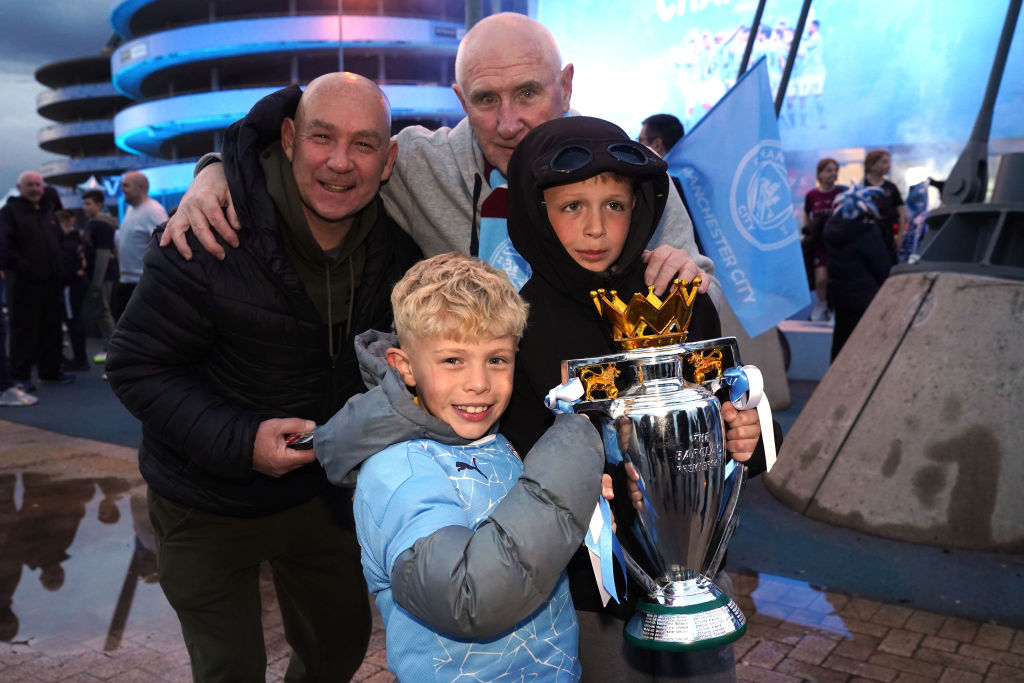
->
xmin=0 ymin=0 xmax=114 ymax=196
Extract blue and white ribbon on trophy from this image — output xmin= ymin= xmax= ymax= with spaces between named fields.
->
xmin=545 ymin=379 xmax=626 ymax=606
xmin=722 ymin=365 xmax=777 ymax=472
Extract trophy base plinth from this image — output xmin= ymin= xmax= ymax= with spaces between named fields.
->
xmin=623 ymin=580 xmax=746 ymax=652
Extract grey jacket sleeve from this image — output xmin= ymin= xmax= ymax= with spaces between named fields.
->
xmin=314 ymin=370 xmax=461 ymax=485
xmin=390 ymin=412 xmax=604 ymax=639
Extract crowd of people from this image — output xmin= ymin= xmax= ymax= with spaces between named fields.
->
xmin=0 ymin=171 xmax=166 ymax=406
xmin=0 ymin=10 xmax=917 ymax=681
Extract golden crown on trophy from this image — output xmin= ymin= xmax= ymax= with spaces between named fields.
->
xmin=590 ymin=278 xmax=701 ymax=351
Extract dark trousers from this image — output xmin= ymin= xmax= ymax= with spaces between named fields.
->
xmin=111 ymin=282 xmax=137 ymax=324
xmin=148 ymin=488 xmax=371 ymax=683
xmin=830 ymin=303 xmax=868 ymax=361
xmin=9 ymin=276 xmax=63 ymax=381
xmin=83 ymin=281 xmax=116 ymax=344
xmin=63 ymin=279 xmax=88 ymax=362
xmin=0 ymin=275 xmax=10 ymax=390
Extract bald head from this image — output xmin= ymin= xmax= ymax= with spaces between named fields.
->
xmin=298 ymin=72 xmax=392 ymax=135
xmin=17 ymin=171 xmax=45 ymax=206
xmin=455 ymin=13 xmax=563 ymax=91
xmin=280 ymin=72 xmax=398 ymax=249
xmin=121 ymin=171 xmax=150 ymax=206
xmin=452 ymin=13 xmax=573 ymax=174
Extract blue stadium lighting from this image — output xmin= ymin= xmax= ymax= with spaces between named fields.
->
xmin=111 ymin=16 xmax=461 ymax=99
xmin=41 ymin=2 xmax=463 ymax=205
xmin=109 ymin=0 xmax=156 ymax=39
xmin=114 ymin=85 xmax=463 ymax=157
xmin=114 ymin=87 xmax=279 ymax=156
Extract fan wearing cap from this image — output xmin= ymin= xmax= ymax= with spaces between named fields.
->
xmin=504 ymin=116 xmax=769 ymax=681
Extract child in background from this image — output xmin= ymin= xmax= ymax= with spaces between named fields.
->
xmin=319 ymin=253 xmax=604 ymax=681
xmin=55 ymin=210 xmax=88 ymax=373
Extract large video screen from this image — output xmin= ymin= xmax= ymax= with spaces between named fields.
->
xmin=539 ymin=1 xmax=1024 ymax=153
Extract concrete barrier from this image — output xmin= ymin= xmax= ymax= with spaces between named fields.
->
xmin=765 ymin=270 xmax=1024 ymax=552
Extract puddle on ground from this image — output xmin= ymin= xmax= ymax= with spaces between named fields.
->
xmin=0 ymin=472 xmax=168 ymax=650
xmin=0 ymin=469 xmax=859 ymax=659
xmin=733 ymin=570 xmax=852 ymax=637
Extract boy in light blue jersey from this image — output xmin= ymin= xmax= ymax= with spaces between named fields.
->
xmin=321 ymin=253 xmax=604 ymax=681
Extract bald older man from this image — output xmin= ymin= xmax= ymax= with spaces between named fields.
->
xmin=1 ymin=171 xmax=69 ymax=391
xmin=106 ymin=74 xmax=421 ymax=681
xmin=163 ymin=12 xmax=718 ymax=301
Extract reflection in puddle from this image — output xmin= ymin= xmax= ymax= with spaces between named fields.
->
xmin=0 ymin=472 xmax=165 ymax=650
xmin=734 ymin=571 xmax=851 ymax=637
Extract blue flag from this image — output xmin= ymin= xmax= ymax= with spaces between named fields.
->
xmin=665 ymin=58 xmax=810 ymax=338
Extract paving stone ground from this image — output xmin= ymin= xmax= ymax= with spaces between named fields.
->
xmin=2 ymin=420 xmax=1021 ymax=682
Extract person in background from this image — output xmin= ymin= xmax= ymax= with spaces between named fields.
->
xmin=801 ymin=158 xmax=846 ymax=322
xmin=55 ymin=210 xmax=89 ymax=372
xmin=638 ymin=113 xmax=684 ymax=158
xmin=862 ymin=150 xmax=906 ymax=263
xmin=80 ymin=189 xmax=118 ymax=364
xmin=1 ymin=171 xmax=73 ymax=391
xmin=111 ymin=172 xmax=167 ymax=322
xmin=0 ymin=211 xmax=38 ymax=406
xmin=639 ymin=113 xmax=705 ymax=255
xmin=824 ymin=184 xmax=892 ymax=360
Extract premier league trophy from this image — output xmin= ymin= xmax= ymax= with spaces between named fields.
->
xmin=562 ymin=279 xmax=764 ymax=651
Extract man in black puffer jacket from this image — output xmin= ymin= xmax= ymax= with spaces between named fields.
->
xmin=107 ymin=74 xmax=421 ymax=682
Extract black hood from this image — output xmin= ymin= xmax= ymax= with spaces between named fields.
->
xmin=507 ymin=116 xmax=670 ymax=298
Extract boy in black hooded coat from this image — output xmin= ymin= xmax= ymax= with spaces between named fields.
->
xmin=504 ymin=116 xmax=769 ymax=681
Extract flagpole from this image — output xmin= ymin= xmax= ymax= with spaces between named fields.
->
xmin=736 ymin=0 xmax=766 ymax=79
xmin=774 ymin=0 xmax=813 ymax=117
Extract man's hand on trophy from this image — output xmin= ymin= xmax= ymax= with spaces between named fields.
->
xmin=641 ymin=245 xmax=710 ymax=296
xmin=722 ymin=403 xmax=760 ymax=463
xmin=160 ymin=161 xmax=240 ymax=260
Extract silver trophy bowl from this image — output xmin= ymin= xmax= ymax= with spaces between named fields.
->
xmin=564 ymin=338 xmax=747 ymax=651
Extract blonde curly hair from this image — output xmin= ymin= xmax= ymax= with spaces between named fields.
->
xmin=391 ymin=253 xmax=529 ymax=345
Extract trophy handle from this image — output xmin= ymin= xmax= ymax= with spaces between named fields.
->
xmin=701 ymin=459 xmax=747 ymax=578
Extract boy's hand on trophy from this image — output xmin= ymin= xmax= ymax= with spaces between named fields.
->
xmin=601 ymin=474 xmax=618 ymax=532
xmin=722 ymin=403 xmax=760 ymax=463
xmin=624 ymin=463 xmax=644 ymax=512
xmin=601 ymin=474 xmax=615 ymax=501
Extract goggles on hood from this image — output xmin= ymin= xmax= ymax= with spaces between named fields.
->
xmin=532 ymin=138 xmax=667 ymax=188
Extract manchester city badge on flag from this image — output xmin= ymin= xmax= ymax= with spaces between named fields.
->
xmin=665 ymin=58 xmax=810 ymax=338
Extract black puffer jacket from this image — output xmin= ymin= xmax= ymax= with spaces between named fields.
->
xmin=1 ymin=193 xmax=63 ymax=281
xmin=107 ymin=86 xmax=422 ymax=517
xmin=824 ymin=205 xmax=891 ymax=312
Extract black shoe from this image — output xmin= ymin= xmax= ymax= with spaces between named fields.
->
xmin=40 ymin=374 xmax=76 ymax=385
xmin=63 ymin=358 xmax=91 ymax=372
xmin=14 ymin=380 xmax=36 ymax=393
